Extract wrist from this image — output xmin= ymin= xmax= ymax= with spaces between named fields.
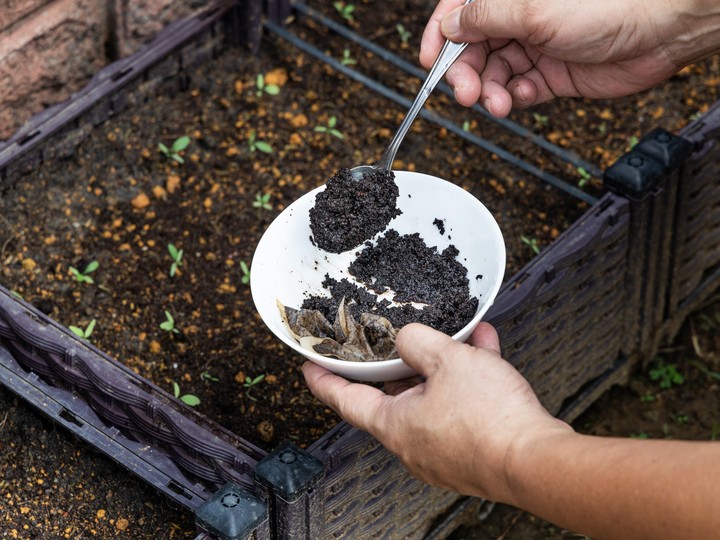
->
xmin=500 ymin=417 xmax=576 ymax=507
xmin=655 ymin=0 xmax=720 ymax=68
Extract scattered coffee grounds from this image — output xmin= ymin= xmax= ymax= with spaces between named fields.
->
xmin=309 ymin=167 xmax=402 ymax=253
xmin=433 ymin=218 xmax=446 ymax=235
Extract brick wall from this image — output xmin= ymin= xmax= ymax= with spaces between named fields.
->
xmin=0 ymin=0 xmax=210 ymax=141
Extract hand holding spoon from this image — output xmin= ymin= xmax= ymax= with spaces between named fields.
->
xmin=350 ymin=0 xmax=474 ymax=180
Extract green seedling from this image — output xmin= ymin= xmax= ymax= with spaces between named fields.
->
xmin=248 ymin=130 xmax=273 ymax=154
xmin=640 ymin=392 xmax=655 ymax=403
xmin=168 ymin=243 xmax=183 ymax=277
xmin=675 ymin=414 xmax=689 ymax=425
xmin=158 ymin=136 xmax=191 ymax=164
xmin=243 ymin=374 xmax=266 ymax=401
xmin=240 ymin=261 xmax=251 ymax=285
xmin=10 ymin=290 xmax=23 ymax=300
xmin=341 ymin=48 xmax=357 ymax=66
xmin=577 ymin=167 xmax=592 ymax=188
xmin=201 ymin=370 xmax=219 ymax=382
xmin=629 ymin=432 xmax=649 ymax=439
xmin=627 ymin=135 xmax=639 ymax=150
xmin=649 ymin=359 xmax=684 ymax=389
xmin=520 ymin=235 xmax=540 ymax=255
xmin=711 ymin=421 xmax=719 ymax=441
xmin=255 ymin=73 xmax=280 ymax=97
xmin=172 ymin=382 xmax=200 ymax=407
xmin=333 ymin=1 xmax=355 ymax=21
xmin=396 ymin=24 xmax=411 ymax=44
xmin=462 ymin=120 xmax=471 ymax=132
xmin=253 ymin=192 xmax=272 ymax=211
xmin=532 ymin=112 xmax=549 ymax=128
xmin=597 ymin=122 xmax=607 ymax=136
xmin=69 ymin=260 xmax=99 ymax=284
xmin=160 ymin=310 xmax=180 ymax=334
xmin=70 ymin=319 xmax=96 ymax=340
xmin=314 ymin=116 xmax=345 ymax=140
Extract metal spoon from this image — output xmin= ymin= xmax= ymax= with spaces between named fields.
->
xmin=350 ymin=0 xmax=474 ymax=180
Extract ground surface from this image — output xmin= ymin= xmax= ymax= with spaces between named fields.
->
xmin=1 ymin=0 xmax=719 ymax=537
xmin=2 ymin=301 xmax=719 ymax=538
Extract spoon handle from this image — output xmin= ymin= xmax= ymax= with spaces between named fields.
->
xmin=375 ymin=0 xmax=474 ymax=171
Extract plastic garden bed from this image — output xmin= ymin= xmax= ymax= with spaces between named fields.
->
xmin=1 ymin=1 xmax=720 ymax=538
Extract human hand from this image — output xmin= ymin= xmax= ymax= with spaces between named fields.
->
xmin=301 ymin=322 xmax=572 ymax=503
xmin=421 ymin=0 xmax=720 ymax=116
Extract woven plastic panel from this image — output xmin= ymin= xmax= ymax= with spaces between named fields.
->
xmin=666 ymin=102 xmax=720 ymax=336
xmin=487 ymin=193 xmax=631 ymax=416
xmin=0 ymin=287 xmax=263 ymax=493
xmin=311 ymin=425 xmax=462 ymax=539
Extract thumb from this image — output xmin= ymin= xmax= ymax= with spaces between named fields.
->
xmin=396 ymin=323 xmax=466 ymax=377
xmin=441 ymin=1 xmax=536 ymax=43
xmin=468 ymin=321 xmax=501 ymax=353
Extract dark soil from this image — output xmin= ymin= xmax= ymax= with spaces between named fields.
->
xmin=1 ymin=0 xmax=719 ymax=537
xmin=309 ymin=167 xmax=401 ymax=253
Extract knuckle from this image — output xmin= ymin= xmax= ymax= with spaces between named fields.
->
xmin=518 ymin=1 xmax=555 ymax=43
xmin=463 ymin=0 xmax=489 ymax=30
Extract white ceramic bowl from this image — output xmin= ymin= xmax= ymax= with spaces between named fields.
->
xmin=251 ymin=170 xmax=505 ymax=381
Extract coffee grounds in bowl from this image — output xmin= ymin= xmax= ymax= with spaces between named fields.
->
xmin=302 ymin=229 xmax=479 ymax=339
xmin=309 ymin=167 xmax=402 ymax=253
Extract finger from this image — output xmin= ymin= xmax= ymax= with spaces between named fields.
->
xmin=396 ymin=323 xmax=464 ymax=377
xmin=444 ymin=60 xmax=482 ymax=107
xmin=441 ymin=0 xmax=541 ymax=44
xmin=383 ymin=375 xmax=424 ymax=397
xmin=443 ymin=39 xmax=495 ymax=106
xmin=420 ymin=0 xmax=468 ymax=68
xmin=479 ymin=42 xmax=536 ymax=116
xmin=468 ymin=321 xmax=501 ymax=353
xmin=506 ymin=66 xmax=568 ymax=109
xmin=506 ymin=75 xmax=540 ymax=109
xmin=301 ymin=362 xmax=388 ymax=432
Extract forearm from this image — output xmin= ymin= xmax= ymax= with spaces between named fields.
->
xmin=505 ymin=431 xmax=720 ymax=539
xmin=657 ymin=0 xmax=720 ymax=67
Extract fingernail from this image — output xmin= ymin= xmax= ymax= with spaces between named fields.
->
xmin=442 ymin=7 xmax=462 ymax=36
xmin=514 ymin=85 xmax=528 ymax=103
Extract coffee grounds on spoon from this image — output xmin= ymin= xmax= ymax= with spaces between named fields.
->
xmin=309 ymin=167 xmax=401 ymax=253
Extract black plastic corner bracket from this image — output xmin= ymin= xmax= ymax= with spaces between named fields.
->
xmin=195 ymin=482 xmax=267 ymax=540
xmin=253 ymin=441 xmax=325 ymax=502
xmin=603 ymin=128 xmax=693 ymax=201
xmin=635 ymin=127 xmax=693 ymax=169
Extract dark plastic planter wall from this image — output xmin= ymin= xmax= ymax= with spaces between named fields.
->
xmin=0 ymin=1 xmax=716 ymax=539
xmin=667 ymin=103 xmax=720 ymax=337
